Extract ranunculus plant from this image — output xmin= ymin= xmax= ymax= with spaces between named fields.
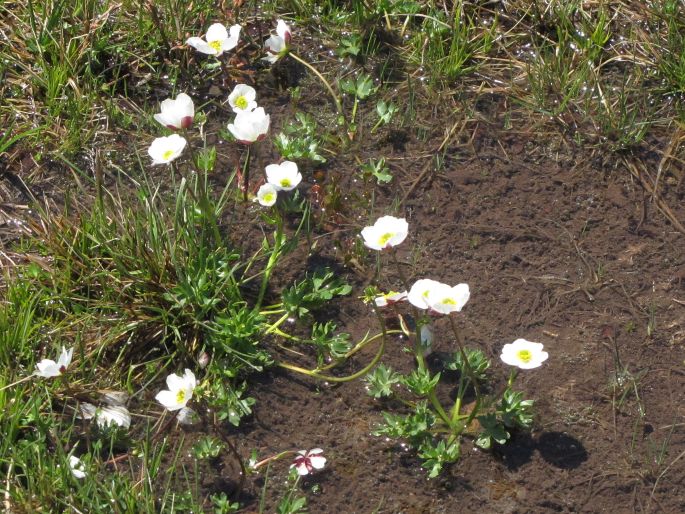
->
xmin=359 ymin=217 xmax=545 ymax=477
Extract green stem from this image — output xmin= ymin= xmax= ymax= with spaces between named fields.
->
xmin=256 ymin=215 xmax=284 ymax=310
xmin=507 ymin=368 xmax=518 ymax=388
xmin=351 ymin=97 xmax=359 ymax=125
xmin=450 ymin=371 xmax=466 ymax=424
xmin=447 ymin=314 xmax=481 ymax=399
xmin=242 ymin=145 xmax=251 ymax=202
xmin=277 ymin=304 xmax=388 ymax=383
xmin=429 ymin=389 xmax=452 ymax=427
xmin=264 ymin=312 xmax=290 ymax=335
xmin=389 ymin=248 xmax=426 ymax=371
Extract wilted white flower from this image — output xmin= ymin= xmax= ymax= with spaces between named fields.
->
xmin=176 ymin=406 xmax=198 ymax=425
xmin=187 ymin=23 xmax=241 ymax=56
xmin=155 ymin=369 xmax=197 ymax=411
xmin=420 ymin=324 xmax=434 ymax=347
xmin=360 ymin=216 xmax=408 ymax=251
xmin=228 ymin=84 xmax=257 ymax=113
xmin=96 ymin=406 xmax=131 ymax=429
xmin=227 ymin=107 xmax=270 ymax=144
xmin=374 ymin=290 xmax=408 ymax=307
xmin=35 ymin=346 xmax=73 ymax=378
xmin=265 ymin=161 xmax=302 ymax=191
xmin=425 ymin=282 xmax=470 ymax=314
xmin=500 ymin=339 xmax=549 ymax=370
xmin=263 ymin=19 xmax=291 ymax=63
xmin=291 ymin=448 xmax=326 ymax=476
xmin=79 ymin=403 xmax=131 ymax=429
xmin=255 ymin=183 xmax=278 ymax=206
xmin=407 ymin=279 xmax=443 ymax=310
xmin=153 ymin=93 xmax=194 ymax=130
xmin=148 ymin=134 xmax=186 ymax=165
xmin=69 ymin=455 xmax=86 ymax=479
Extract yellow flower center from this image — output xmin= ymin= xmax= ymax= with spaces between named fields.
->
xmin=209 ymin=40 xmax=222 ymax=53
xmin=263 ymin=192 xmax=275 ymax=203
xmin=441 ymin=297 xmax=456 ymax=305
xmin=162 ymin=149 xmax=174 ymax=160
xmin=280 ymin=178 xmax=292 ymax=187
xmin=235 ymin=96 xmax=248 ymax=109
xmin=378 ymin=232 xmax=394 ymax=246
xmin=517 ymin=349 xmax=532 ymax=363
xmin=176 ymin=390 xmax=186 ymax=404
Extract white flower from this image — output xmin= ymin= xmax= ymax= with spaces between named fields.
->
xmin=407 ymin=280 xmax=470 ymax=314
xmin=360 ymin=216 xmax=409 ymax=251
xmin=291 ymin=448 xmax=326 ymax=476
xmin=187 ymin=23 xmax=241 ymax=56
xmin=255 ymin=183 xmax=278 ymax=206
xmin=69 ymin=455 xmax=86 ymax=479
xmin=228 ymin=84 xmax=257 ymax=113
xmin=153 ymin=93 xmax=194 ymax=130
xmin=500 ymin=339 xmax=549 ymax=370
xmin=265 ymin=161 xmax=302 ymax=191
xmin=407 ymin=279 xmax=443 ymax=310
xmin=155 ymin=369 xmax=197 ymax=411
xmin=148 ymin=134 xmax=186 ymax=165
xmin=374 ymin=290 xmax=408 ymax=307
xmin=263 ymin=19 xmax=291 ymax=63
xmin=227 ymin=107 xmax=270 ymax=144
xmin=425 ymin=282 xmax=470 ymax=314
xmin=35 ymin=346 xmax=73 ymax=378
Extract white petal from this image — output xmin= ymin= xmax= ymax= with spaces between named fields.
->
xmin=309 ymin=455 xmax=326 ymax=470
xmin=96 ymin=406 xmax=131 ymax=429
xmin=276 ymin=20 xmax=290 ymax=41
xmin=206 ymin=23 xmax=228 ymax=43
xmin=165 ymin=373 xmax=185 ymax=392
xmin=175 ymin=93 xmax=194 ymax=114
xmin=293 ymin=461 xmax=310 ymax=475
xmin=229 ymin=24 xmax=242 ymax=40
xmin=58 ymin=347 xmax=73 ymax=369
xmin=256 ymin=183 xmax=278 ymax=206
xmin=183 ymin=369 xmax=197 ymax=390
xmin=186 ymin=37 xmax=216 ymax=55
xmin=155 ymin=390 xmax=182 ymax=411
xmin=154 ymin=112 xmax=175 ymax=128
xmin=78 ymin=402 xmax=97 ymax=419
xmin=35 ymin=359 xmax=60 ymax=377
